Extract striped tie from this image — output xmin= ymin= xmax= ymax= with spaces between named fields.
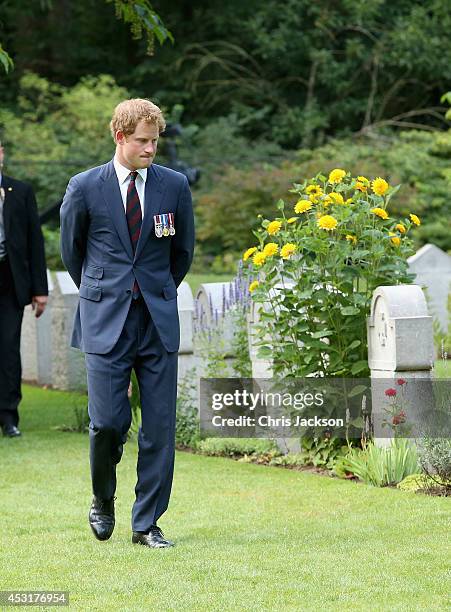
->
xmin=126 ymin=171 xmax=142 ymax=298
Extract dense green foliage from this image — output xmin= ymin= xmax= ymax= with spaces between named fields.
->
xmin=1 ymin=1 xmax=450 ymax=264
xmin=335 ymin=439 xmax=419 ymax=486
xmin=0 ymin=72 xmax=128 ymax=209
xmin=198 ymin=129 xmax=451 ymax=256
xmin=244 ymin=171 xmax=417 ymax=377
xmin=1 ymin=0 xmax=450 ymax=146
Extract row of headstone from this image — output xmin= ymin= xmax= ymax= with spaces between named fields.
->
xmin=21 ymin=244 xmax=450 ymax=397
xmin=21 ymin=273 xmax=200 ymax=390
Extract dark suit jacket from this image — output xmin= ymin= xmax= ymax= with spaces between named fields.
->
xmin=1 ymin=175 xmax=48 ymax=307
xmin=60 ymin=160 xmax=195 ymax=354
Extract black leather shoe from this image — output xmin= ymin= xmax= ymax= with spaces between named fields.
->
xmin=132 ymin=525 xmax=174 ymax=548
xmin=1 ymin=424 xmax=21 ymax=437
xmin=89 ymin=496 xmax=115 ymax=541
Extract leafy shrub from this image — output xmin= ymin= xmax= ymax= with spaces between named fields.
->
xmin=42 ymin=227 xmax=64 ymax=270
xmin=175 ymin=369 xmax=201 ymax=449
xmin=417 ymin=437 xmax=451 ymax=494
xmin=244 ymin=170 xmax=416 ymax=377
xmin=336 ymin=439 xmax=419 ymax=487
xmin=196 ymin=130 xmax=451 ymax=258
xmin=269 ymin=453 xmax=309 ymax=468
xmin=0 ymin=72 xmax=129 ymax=213
xmin=298 ymin=437 xmax=349 ymax=470
xmin=396 ymin=474 xmax=425 ymax=491
xmin=197 ymin=437 xmax=280 ymax=458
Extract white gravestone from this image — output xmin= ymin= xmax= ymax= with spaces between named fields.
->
xmin=48 ymin=275 xmax=197 ymax=390
xmin=195 ymin=282 xmax=236 ymax=354
xmin=408 ymin=244 xmax=451 ymax=334
xmin=51 ymin=271 xmax=87 ymax=391
xmin=367 ymin=284 xmax=435 ymax=443
xmin=177 ymin=281 xmax=201 ymax=381
xmin=21 ymin=270 xmax=54 ymax=385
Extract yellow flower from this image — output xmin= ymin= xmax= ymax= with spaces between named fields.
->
xmin=249 ymin=280 xmax=259 ymax=293
xmin=389 ymin=232 xmax=401 ymax=247
xmin=371 ymin=207 xmax=389 ymax=220
xmin=409 ymin=213 xmax=421 ymax=226
xmin=346 ymin=234 xmax=357 ymax=244
xmin=252 ymin=251 xmax=266 ymax=266
xmin=317 ymin=215 xmax=338 ymax=231
xmin=287 ymin=216 xmax=298 ymax=223
xmin=243 ymin=246 xmax=257 ymax=261
xmin=263 ymin=242 xmax=278 ymax=257
xmin=328 ymin=169 xmax=346 ymax=184
xmin=322 ymin=195 xmax=332 ymax=207
xmin=329 ymin=192 xmax=344 ymax=205
xmin=280 ymin=243 xmax=297 ymax=259
xmin=345 ymin=198 xmax=353 ymax=205
xmin=372 ymin=177 xmax=389 ymax=196
xmin=357 ymin=176 xmax=370 ymax=184
xmin=267 ymin=220 xmax=282 ymax=235
xmin=395 ymin=223 xmax=406 ymax=234
xmin=355 ymin=181 xmax=368 ymax=192
xmin=306 ymin=185 xmax=323 ymax=197
xmin=294 ymin=200 xmax=313 ymax=214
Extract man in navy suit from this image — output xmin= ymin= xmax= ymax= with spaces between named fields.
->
xmin=60 ymin=99 xmax=195 ymax=548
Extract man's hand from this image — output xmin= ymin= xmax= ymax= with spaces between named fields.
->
xmin=32 ymin=295 xmax=48 ymax=318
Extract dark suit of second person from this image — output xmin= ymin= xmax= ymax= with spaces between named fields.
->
xmin=0 ymin=143 xmax=48 ymax=436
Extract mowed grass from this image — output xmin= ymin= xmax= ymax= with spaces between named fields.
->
xmin=0 ymin=386 xmax=449 ymax=611
xmin=184 ymin=273 xmax=234 ymax=295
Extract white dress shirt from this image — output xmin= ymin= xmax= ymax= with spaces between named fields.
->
xmin=0 ymin=171 xmax=6 ymax=258
xmin=113 ymin=157 xmax=147 ymax=218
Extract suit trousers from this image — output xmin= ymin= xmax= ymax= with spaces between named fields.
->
xmin=0 ymin=258 xmax=23 ymax=427
xmin=85 ymin=296 xmax=178 ymax=532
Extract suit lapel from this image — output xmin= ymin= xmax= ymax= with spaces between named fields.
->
xmin=100 ymin=160 xmax=133 ymax=260
xmin=134 ymin=164 xmax=164 ymax=260
xmin=1 ymin=176 xmax=15 ymax=236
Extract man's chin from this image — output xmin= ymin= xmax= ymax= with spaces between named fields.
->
xmin=139 ymin=158 xmax=153 ymax=168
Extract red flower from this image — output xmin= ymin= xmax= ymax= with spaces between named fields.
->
xmin=392 ymin=412 xmax=406 ymax=426
xmin=396 ymin=378 xmax=406 ymax=386
xmin=385 ymin=388 xmax=397 ymax=397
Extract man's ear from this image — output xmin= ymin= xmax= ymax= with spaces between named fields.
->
xmin=115 ymin=130 xmax=126 ymax=145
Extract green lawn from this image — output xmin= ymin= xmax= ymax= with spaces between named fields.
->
xmin=184 ymin=273 xmax=234 ymax=295
xmin=0 ymin=386 xmax=449 ymax=611
xmin=434 ymin=359 xmax=451 ymax=378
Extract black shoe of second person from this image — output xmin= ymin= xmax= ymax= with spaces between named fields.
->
xmin=1 ymin=424 xmax=21 ymax=437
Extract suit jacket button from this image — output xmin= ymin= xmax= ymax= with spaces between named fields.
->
xmin=126 ymin=290 xmax=131 ymax=294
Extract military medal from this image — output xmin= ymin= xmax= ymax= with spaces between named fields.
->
xmin=154 ymin=214 xmax=163 ymax=238
xmin=168 ymin=212 xmax=175 ymax=235
xmin=162 ymin=213 xmax=170 ymax=236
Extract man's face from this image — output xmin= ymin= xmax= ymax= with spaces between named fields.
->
xmin=115 ymin=120 xmax=159 ymax=170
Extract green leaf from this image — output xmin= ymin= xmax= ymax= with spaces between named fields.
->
xmin=257 ymin=346 xmax=273 ymax=358
xmin=310 ymin=330 xmax=334 ymax=339
xmin=347 ymin=340 xmax=362 ymax=351
xmin=276 ymin=199 xmax=285 ymax=210
xmin=349 ymin=416 xmax=364 ymax=428
xmin=0 ymin=45 xmax=13 ymax=73
xmin=340 ymin=306 xmax=360 ymax=316
xmin=347 ymin=384 xmax=367 ymax=398
xmin=351 ymin=361 xmax=368 ymax=375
